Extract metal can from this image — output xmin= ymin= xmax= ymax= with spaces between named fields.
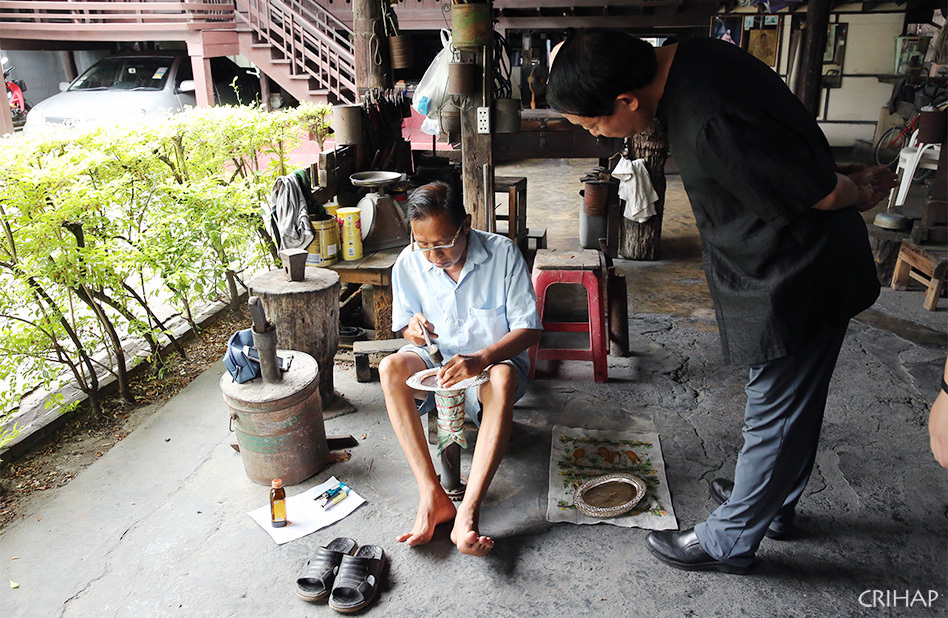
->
xmin=337 ymin=207 xmax=363 ymax=261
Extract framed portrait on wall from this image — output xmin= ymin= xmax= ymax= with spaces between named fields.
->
xmin=822 ymin=23 xmax=847 ymax=88
xmin=748 ymin=30 xmax=778 ymax=67
xmin=710 ymin=16 xmax=744 ymax=48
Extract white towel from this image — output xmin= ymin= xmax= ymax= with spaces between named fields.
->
xmin=612 ymin=157 xmax=658 ymax=223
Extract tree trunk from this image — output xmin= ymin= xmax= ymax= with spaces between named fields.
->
xmin=619 ymin=122 xmax=669 ymax=260
xmin=248 ymin=268 xmax=341 ymax=405
xmin=353 ymin=0 xmax=392 ymax=93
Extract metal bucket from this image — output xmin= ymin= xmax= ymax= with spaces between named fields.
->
xmin=332 ymin=104 xmax=363 ymax=145
xmin=389 ymin=34 xmax=414 ymax=69
xmin=583 ymin=181 xmax=610 ymax=217
xmin=441 ymin=102 xmax=461 ymax=144
xmin=918 ymin=109 xmax=947 ymax=144
xmin=220 ymin=352 xmax=329 ymax=485
xmin=307 ymin=214 xmax=339 ymax=266
xmin=447 ymin=62 xmax=477 ymax=96
xmin=494 ymin=98 xmax=521 ymax=133
xmin=580 ymin=210 xmax=608 ymax=249
xmin=451 ymin=3 xmax=491 ymax=48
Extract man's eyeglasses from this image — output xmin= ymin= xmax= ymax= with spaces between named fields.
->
xmin=411 ymin=225 xmax=463 ymax=252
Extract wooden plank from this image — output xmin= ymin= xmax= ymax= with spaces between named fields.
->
xmin=353 ymin=338 xmax=407 ymax=354
xmin=324 ymin=247 xmax=400 ymax=285
xmin=534 ymin=249 xmax=600 ymax=271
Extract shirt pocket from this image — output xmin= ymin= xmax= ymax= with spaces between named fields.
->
xmin=467 ymin=305 xmax=509 ymax=346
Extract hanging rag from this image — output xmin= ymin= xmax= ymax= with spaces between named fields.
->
xmin=612 ymin=157 xmax=659 ymax=223
xmin=267 ymin=174 xmax=314 ymax=252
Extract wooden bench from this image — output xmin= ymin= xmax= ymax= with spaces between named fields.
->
xmin=526 ymin=226 xmax=547 ymax=251
xmin=891 ymin=241 xmax=947 ymax=311
xmin=321 ymin=245 xmax=403 ymax=340
xmin=353 ymin=338 xmax=407 ymax=382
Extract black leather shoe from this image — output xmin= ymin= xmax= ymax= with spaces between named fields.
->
xmin=709 ymin=478 xmax=794 ymax=540
xmin=646 ymin=528 xmax=753 ymax=575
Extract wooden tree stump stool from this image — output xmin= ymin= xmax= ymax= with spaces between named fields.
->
xmin=891 ymin=241 xmax=948 ymax=311
xmin=249 ymin=268 xmax=341 ymax=403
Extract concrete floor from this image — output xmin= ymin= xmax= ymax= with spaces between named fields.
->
xmin=1 ymin=159 xmax=946 ymax=617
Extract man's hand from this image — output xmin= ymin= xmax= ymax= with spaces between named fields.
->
xmin=403 ymin=313 xmax=438 ymax=348
xmin=437 ymin=353 xmax=488 ymax=389
xmin=847 ymin=164 xmax=898 ymax=212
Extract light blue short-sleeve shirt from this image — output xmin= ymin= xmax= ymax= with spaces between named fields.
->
xmin=391 ymin=229 xmax=541 ymax=376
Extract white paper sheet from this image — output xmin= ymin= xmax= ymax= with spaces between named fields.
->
xmin=248 ymin=476 xmax=366 ymax=544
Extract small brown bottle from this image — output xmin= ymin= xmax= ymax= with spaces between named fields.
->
xmin=270 ymin=478 xmax=287 ymax=527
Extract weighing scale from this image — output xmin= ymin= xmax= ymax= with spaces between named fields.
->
xmin=349 ymin=171 xmax=411 ymax=253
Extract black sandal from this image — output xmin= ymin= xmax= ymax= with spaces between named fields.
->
xmin=328 ymin=545 xmax=385 ymax=613
xmin=296 ymin=537 xmax=358 ymax=602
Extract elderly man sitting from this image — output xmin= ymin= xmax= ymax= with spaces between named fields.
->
xmin=379 ymin=181 xmax=541 ymax=556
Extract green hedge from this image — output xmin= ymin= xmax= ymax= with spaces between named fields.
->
xmin=0 ymin=102 xmax=331 ymax=451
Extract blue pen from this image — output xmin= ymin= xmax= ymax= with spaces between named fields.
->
xmin=323 ymin=488 xmax=350 ymax=511
xmin=315 ymin=482 xmax=347 ymax=506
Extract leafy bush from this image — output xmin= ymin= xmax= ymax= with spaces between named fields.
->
xmin=0 ymin=103 xmax=329 ymax=452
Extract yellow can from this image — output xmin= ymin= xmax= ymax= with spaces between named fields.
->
xmin=323 ymin=203 xmax=342 ymax=246
xmin=307 ymin=214 xmax=339 ymax=266
xmin=337 ymin=207 xmax=363 ymax=261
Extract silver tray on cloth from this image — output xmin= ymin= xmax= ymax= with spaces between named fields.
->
xmin=405 ymin=367 xmax=489 ymax=392
xmin=573 ymin=472 xmax=647 ymax=518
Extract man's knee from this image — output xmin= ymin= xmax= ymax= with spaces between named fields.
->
xmin=379 ymin=352 xmax=418 ymax=391
xmin=485 ymin=364 xmax=518 ymax=399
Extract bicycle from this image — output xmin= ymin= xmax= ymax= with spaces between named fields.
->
xmin=873 ymin=81 xmax=946 ymax=181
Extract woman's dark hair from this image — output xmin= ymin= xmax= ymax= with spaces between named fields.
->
xmin=406 ymin=181 xmax=467 ymax=228
xmin=547 ymin=28 xmax=658 ymax=117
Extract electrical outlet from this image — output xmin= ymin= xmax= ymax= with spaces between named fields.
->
xmin=477 ymin=106 xmax=491 ymax=134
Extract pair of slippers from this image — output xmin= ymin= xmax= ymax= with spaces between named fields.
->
xmin=296 ymin=537 xmax=385 ymax=613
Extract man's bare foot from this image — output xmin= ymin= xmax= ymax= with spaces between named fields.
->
xmin=450 ymin=509 xmax=494 ymax=556
xmin=396 ymin=490 xmax=456 ymax=546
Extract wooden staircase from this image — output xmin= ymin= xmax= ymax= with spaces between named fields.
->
xmin=234 ymin=0 xmax=356 ymax=104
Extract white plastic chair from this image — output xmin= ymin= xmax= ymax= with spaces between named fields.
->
xmin=886 ymin=129 xmax=941 ymax=210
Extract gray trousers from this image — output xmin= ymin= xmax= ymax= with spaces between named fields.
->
xmin=694 ymin=322 xmax=849 ymax=568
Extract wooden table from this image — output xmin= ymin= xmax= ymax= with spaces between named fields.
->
xmin=317 ymin=245 xmax=404 ymax=339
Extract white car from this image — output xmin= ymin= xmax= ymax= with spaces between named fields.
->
xmin=24 ymin=53 xmax=259 ymax=135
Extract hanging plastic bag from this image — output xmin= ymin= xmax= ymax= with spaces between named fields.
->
xmin=412 ymin=29 xmax=452 ymax=134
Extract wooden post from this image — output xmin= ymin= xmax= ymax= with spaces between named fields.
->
xmin=795 ymin=0 xmax=832 ymax=117
xmin=353 ymin=0 xmax=392 ymax=93
xmin=60 ymin=51 xmax=78 ymax=81
xmin=0 ymin=79 xmax=13 ymax=136
xmin=259 ymin=72 xmax=272 ymax=112
xmin=618 ymin=122 xmax=669 ymax=260
xmin=248 ymin=268 xmax=342 ymax=405
xmin=461 ymin=43 xmax=494 ymax=231
xmin=189 ymin=55 xmax=215 ymax=108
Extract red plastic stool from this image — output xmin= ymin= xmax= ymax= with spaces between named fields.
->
xmin=528 ymin=249 xmax=608 ymax=383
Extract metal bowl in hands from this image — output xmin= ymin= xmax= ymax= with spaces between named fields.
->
xmin=573 ymin=472 xmax=647 ymax=518
xmin=405 ymin=367 xmax=490 ymax=393
xmin=349 ymin=171 xmax=405 ymax=189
